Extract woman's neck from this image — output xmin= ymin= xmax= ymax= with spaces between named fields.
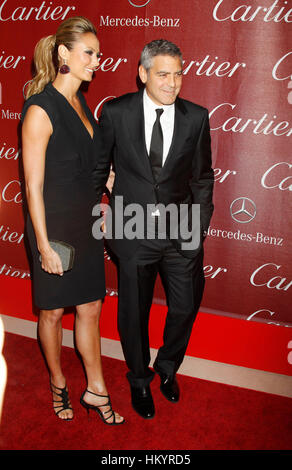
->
xmin=52 ymin=73 xmax=81 ymax=102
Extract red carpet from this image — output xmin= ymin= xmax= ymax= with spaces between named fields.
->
xmin=0 ymin=332 xmax=291 ymax=451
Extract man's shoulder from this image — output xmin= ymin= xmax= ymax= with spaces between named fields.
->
xmin=178 ymin=96 xmax=208 ymax=116
xmin=103 ymin=91 xmax=140 ymax=110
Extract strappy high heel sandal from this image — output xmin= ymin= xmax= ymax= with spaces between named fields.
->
xmin=80 ymin=389 xmax=125 ymax=425
xmin=51 ymin=382 xmax=73 ymax=421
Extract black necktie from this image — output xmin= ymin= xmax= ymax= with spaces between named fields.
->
xmin=149 ymin=108 xmax=164 ymax=181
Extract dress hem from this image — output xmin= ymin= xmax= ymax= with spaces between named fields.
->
xmin=34 ymin=291 xmax=106 ymax=311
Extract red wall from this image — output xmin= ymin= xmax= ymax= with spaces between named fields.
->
xmin=1 ymin=275 xmax=291 ymax=376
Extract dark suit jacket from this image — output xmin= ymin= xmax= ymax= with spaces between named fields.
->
xmin=94 ymin=89 xmax=214 ymax=259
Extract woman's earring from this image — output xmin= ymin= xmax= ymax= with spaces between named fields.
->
xmin=59 ymin=59 xmax=70 ymax=74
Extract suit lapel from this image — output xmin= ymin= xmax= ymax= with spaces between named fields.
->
xmin=157 ymin=98 xmax=189 ymax=182
xmin=124 ymin=90 xmax=154 ymax=182
xmin=124 ymin=92 xmax=189 ymax=183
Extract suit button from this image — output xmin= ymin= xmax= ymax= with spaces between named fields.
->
xmin=155 ymin=184 xmax=159 ymax=189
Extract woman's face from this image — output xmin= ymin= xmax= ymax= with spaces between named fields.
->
xmin=65 ymin=32 xmax=101 ymax=82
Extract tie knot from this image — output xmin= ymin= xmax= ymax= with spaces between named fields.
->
xmin=155 ymin=108 xmax=164 ymax=119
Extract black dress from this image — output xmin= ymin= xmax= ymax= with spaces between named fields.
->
xmin=22 ymin=82 xmax=106 ymax=309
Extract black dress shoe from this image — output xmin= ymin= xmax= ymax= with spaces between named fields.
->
xmin=158 ymin=374 xmax=180 ymax=403
xmin=130 ymin=385 xmax=155 ymax=419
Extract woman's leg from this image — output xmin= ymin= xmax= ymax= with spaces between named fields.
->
xmin=38 ymin=308 xmax=73 ymax=420
xmin=75 ymin=300 xmax=124 ymax=423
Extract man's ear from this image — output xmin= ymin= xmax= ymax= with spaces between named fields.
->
xmin=138 ymin=64 xmax=148 ymax=84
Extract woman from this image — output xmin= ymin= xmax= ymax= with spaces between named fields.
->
xmin=22 ymin=16 xmax=124 ymax=425
xmin=0 ymin=317 xmax=7 ymax=423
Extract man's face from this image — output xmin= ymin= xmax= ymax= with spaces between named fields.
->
xmin=139 ymin=54 xmax=183 ymax=106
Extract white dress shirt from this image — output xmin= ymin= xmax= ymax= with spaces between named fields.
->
xmin=143 ymin=90 xmax=175 ymax=227
xmin=143 ymin=89 xmax=175 ymax=165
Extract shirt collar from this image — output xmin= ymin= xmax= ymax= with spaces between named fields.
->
xmin=143 ymin=88 xmax=175 ymax=116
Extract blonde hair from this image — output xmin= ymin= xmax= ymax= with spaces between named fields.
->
xmin=25 ymin=16 xmax=97 ymax=99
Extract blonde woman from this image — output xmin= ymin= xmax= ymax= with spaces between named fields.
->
xmin=22 ymin=16 xmax=124 ymax=425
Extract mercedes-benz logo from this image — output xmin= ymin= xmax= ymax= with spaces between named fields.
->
xmin=128 ymin=0 xmax=151 ymax=7
xmin=230 ymin=197 xmax=257 ymax=223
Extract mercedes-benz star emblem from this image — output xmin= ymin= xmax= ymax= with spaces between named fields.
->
xmin=128 ymin=0 xmax=151 ymax=6
xmin=230 ymin=197 xmax=257 ymax=223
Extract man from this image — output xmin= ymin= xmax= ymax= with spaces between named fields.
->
xmin=94 ymin=40 xmax=214 ymax=419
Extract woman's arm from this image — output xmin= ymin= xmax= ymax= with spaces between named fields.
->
xmin=22 ymin=105 xmax=63 ymax=276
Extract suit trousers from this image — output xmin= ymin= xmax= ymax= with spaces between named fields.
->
xmin=117 ymin=237 xmax=205 ymax=388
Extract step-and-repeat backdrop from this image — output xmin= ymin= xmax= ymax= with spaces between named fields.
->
xmin=0 ymin=0 xmax=291 ymax=326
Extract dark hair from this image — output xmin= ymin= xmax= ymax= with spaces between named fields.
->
xmin=140 ymin=39 xmax=182 ymax=71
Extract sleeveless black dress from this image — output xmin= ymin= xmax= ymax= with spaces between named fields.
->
xmin=22 ymin=82 xmax=106 ymax=309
